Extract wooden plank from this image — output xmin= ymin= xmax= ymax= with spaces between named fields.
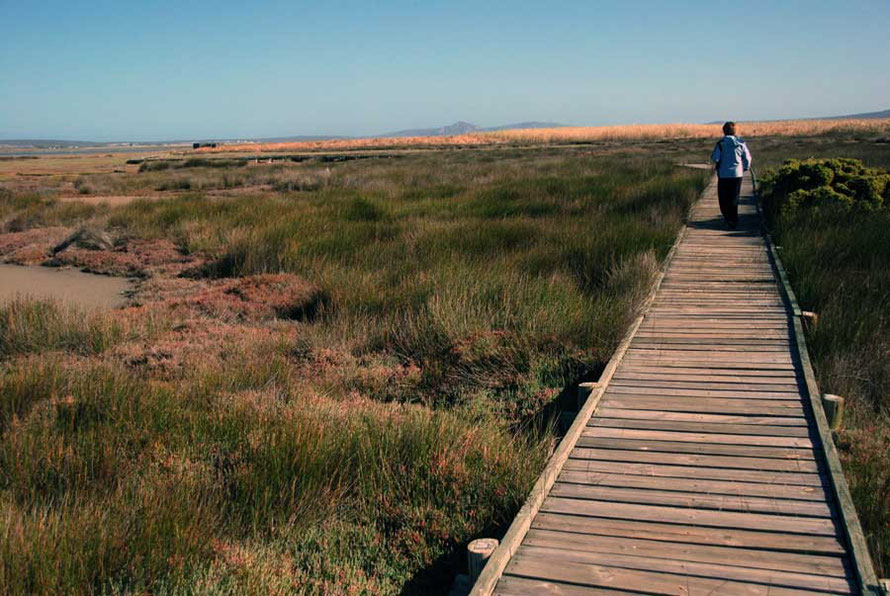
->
xmin=510 ymin=546 xmax=854 ymax=593
xmin=605 ymin=385 xmax=802 ymax=399
xmin=630 ymin=342 xmax=791 ymax=353
xmin=626 ymin=347 xmax=793 ymax=359
xmin=590 ymin=418 xmax=811 ymax=437
xmin=614 ymin=366 xmax=797 ymax=379
xmin=594 ymin=407 xmax=807 ymax=426
xmin=576 ymin=436 xmax=816 ymax=460
xmin=549 ymin=482 xmax=831 ymax=517
xmin=581 ymin=427 xmax=813 ymax=448
xmin=540 ymin=497 xmax=837 ymax=535
xmin=559 ymin=467 xmax=823 ymax=498
xmin=561 ymin=459 xmax=822 ymax=486
xmin=622 ymin=348 xmax=795 ymax=358
xmin=635 ymin=330 xmax=789 ymax=338
xmin=638 ymin=323 xmax=790 ymax=331
xmin=523 ymin=530 xmax=848 ymax=577
xmin=532 ymin=513 xmax=846 ymax=555
xmin=497 ymin=567 xmax=838 ymax=596
xmin=601 ymin=396 xmax=805 ymax=417
xmin=619 ymin=358 xmax=797 ymax=371
xmin=610 ymin=379 xmax=800 ymax=393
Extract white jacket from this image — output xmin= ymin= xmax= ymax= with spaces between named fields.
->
xmin=711 ymin=135 xmax=752 ymax=178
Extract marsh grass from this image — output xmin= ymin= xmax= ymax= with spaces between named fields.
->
xmin=0 ymin=298 xmax=170 ymax=359
xmin=0 ymin=147 xmax=710 ymax=593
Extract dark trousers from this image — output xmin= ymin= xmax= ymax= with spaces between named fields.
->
xmin=717 ymin=177 xmax=743 ymax=227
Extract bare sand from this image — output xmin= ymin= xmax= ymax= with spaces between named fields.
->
xmin=0 ymin=264 xmax=132 ymax=309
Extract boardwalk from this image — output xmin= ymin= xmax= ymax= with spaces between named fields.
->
xmin=473 ymin=173 xmax=878 ymax=595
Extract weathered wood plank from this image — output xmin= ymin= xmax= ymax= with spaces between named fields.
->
xmin=558 ymin=467 xmax=823 ymax=498
xmin=531 ymin=513 xmax=846 ymax=555
xmin=510 ymin=546 xmax=854 ymax=593
xmin=594 ymin=407 xmax=808 ymax=426
xmin=561 ymin=458 xmax=822 ymax=486
xmin=576 ymin=436 xmax=816 ymax=460
xmin=614 ymin=366 xmax=797 ymax=379
xmin=549 ymin=482 xmax=831 ymax=517
xmin=497 ymin=569 xmax=840 ymax=596
xmin=590 ymin=417 xmax=811 ymax=437
xmin=581 ymin=427 xmax=813 ymax=448
xmin=600 ymin=395 xmax=805 ymax=416
xmin=605 ymin=384 xmax=802 ymax=399
xmin=610 ymin=379 xmax=800 ymax=393
xmin=540 ymin=497 xmax=837 ymax=535
xmin=523 ymin=530 xmax=849 ymax=577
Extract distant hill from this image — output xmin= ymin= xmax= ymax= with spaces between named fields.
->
xmin=481 ymin=121 xmax=567 ymax=132
xmin=383 ymin=121 xmax=567 ymax=138
xmin=384 ymin=121 xmax=480 ymax=138
xmin=707 ymin=108 xmax=890 ymax=125
xmin=817 ymin=109 xmax=890 ymax=120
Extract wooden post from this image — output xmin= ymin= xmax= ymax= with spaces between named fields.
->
xmin=467 ymin=538 xmax=499 ymax=581
xmin=801 ymin=311 xmax=819 ymax=331
xmin=577 ymin=381 xmax=598 ymax=410
xmin=822 ymin=394 xmax=845 ymax=431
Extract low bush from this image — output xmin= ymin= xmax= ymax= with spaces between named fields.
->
xmin=762 ymin=158 xmax=890 ymax=214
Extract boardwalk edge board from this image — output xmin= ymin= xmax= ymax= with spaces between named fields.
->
xmin=468 ymin=176 xmax=704 ymax=596
xmin=762 ymin=213 xmax=881 ymax=595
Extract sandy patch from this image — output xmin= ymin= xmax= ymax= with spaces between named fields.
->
xmin=0 ymin=263 xmax=132 ymax=309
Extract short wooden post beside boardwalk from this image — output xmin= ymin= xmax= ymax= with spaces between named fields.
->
xmin=471 ymin=172 xmax=881 ymax=595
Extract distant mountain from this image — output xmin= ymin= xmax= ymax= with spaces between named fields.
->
xmin=706 ymin=108 xmax=890 ymax=125
xmin=817 ymin=109 xmax=890 ymax=120
xmin=382 ymin=121 xmax=567 ymax=138
xmin=384 ymin=121 xmax=480 ymax=138
xmin=481 ymin=121 xmax=567 ymax=132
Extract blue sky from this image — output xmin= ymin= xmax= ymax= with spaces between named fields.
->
xmin=1 ymin=0 xmax=888 ymax=141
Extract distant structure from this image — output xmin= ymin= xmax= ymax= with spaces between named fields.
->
xmin=192 ymin=142 xmax=218 ymax=149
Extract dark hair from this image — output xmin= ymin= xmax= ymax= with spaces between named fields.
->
xmin=722 ymin=121 xmax=737 ymax=135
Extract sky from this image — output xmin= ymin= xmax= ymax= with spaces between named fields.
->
xmin=1 ymin=0 xmax=888 ymax=141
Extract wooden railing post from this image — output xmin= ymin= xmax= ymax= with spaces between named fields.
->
xmin=801 ymin=310 xmax=819 ymax=331
xmin=577 ymin=381 xmax=598 ymax=410
xmin=467 ymin=538 xmax=499 ymax=582
xmin=822 ymin=394 xmax=845 ymax=431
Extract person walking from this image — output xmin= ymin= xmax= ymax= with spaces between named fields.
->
xmin=711 ymin=121 xmax=752 ymax=230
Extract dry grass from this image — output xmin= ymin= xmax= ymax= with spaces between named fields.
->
xmin=199 ymin=118 xmax=890 ymax=154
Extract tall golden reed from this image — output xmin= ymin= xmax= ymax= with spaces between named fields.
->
xmin=200 ymin=118 xmax=890 ymax=154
